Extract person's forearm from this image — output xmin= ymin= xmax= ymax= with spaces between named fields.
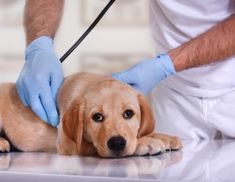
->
xmin=24 ymin=0 xmax=64 ymax=45
xmin=168 ymin=14 xmax=235 ymax=72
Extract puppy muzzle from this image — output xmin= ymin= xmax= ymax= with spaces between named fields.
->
xmin=107 ymin=136 xmax=126 ymax=154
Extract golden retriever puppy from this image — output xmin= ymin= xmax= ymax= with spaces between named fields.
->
xmin=0 ymin=73 xmax=182 ymax=157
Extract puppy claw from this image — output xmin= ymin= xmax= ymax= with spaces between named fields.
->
xmin=0 ymin=149 xmax=10 ymax=153
xmin=134 ymin=137 xmax=165 ymax=156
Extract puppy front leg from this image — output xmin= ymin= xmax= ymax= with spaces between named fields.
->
xmin=149 ymin=133 xmax=183 ymax=151
xmin=134 ymin=136 xmax=165 ymax=156
xmin=0 ymin=137 xmax=10 ymax=153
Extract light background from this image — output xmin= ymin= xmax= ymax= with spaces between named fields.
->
xmin=0 ymin=0 xmax=155 ymax=82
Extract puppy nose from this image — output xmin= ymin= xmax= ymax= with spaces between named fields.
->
xmin=107 ymin=136 xmax=126 ymax=152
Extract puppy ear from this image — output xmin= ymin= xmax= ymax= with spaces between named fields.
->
xmin=62 ymin=99 xmax=85 ymax=154
xmin=137 ymin=94 xmax=155 ymax=138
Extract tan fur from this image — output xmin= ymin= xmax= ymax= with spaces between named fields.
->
xmin=0 ymin=83 xmax=56 ymax=152
xmin=0 ymin=73 xmax=182 ymax=157
xmin=0 ymin=138 xmax=10 ymax=152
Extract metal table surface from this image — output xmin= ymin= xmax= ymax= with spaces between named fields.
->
xmin=0 ymin=140 xmax=234 ymax=182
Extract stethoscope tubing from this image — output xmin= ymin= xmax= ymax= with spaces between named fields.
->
xmin=60 ymin=0 xmax=116 ymax=63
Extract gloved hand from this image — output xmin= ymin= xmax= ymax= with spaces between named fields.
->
xmin=112 ymin=54 xmax=176 ymax=95
xmin=16 ymin=36 xmax=64 ymax=127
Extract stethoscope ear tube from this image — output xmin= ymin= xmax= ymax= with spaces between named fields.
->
xmin=60 ymin=0 xmax=116 ymax=63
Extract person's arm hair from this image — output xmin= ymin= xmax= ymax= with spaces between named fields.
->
xmin=24 ymin=0 xmax=65 ymax=45
xmin=169 ymin=14 xmax=235 ymax=72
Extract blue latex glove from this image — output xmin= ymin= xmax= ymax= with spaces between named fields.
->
xmin=16 ymin=36 xmax=64 ymax=127
xmin=112 ymin=54 xmax=176 ymax=95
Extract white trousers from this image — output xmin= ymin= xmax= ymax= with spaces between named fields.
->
xmin=151 ymin=83 xmax=235 ymax=140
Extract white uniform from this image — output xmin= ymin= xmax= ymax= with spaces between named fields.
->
xmin=150 ymin=0 xmax=235 ymax=140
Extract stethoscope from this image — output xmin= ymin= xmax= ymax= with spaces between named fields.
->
xmin=60 ymin=0 xmax=116 ymax=63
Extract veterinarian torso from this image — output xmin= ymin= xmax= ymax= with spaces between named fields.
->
xmin=150 ymin=0 xmax=235 ymax=97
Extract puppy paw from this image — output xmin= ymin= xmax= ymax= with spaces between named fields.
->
xmin=0 ymin=138 xmax=10 ymax=153
xmin=169 ymin=136 xmax=183 ymax=150
xmin=150 ymin=134 xmax=183 ymax=151
xmin=134 ymin=137 xmax=165 ymax=156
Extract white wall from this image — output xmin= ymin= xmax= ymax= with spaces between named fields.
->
xmin=0 ymin=0 xmax=155 ymax=81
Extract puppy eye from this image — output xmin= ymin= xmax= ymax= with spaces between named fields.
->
xmin=123 ymin=109 xmax=135 ymax=119
xmin=92 ymin=113 xmax=105 ymax=122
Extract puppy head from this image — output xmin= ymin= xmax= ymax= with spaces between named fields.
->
xmin=62 ymin=79 xmax=155 ymax=157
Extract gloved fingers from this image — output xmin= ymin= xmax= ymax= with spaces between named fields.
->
xmin=23 ymin=81 xmax=33 ymax=107
xmin=112 ymin=69 xmax=149 ymax=95
xmin=16 ymin=80 xmax=29 ymax=107
xmin=50 ymin=71 xmax=64 ymax=101
xmin=112 ymin=71 xmax=135 ymax=85
xmin=132 ymin=85 xmax=148 ymax=96
xmin=39 ymin=87 xmax=59 ymax=127
xmin=29 ymin=93 xmax=49 ymax=123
